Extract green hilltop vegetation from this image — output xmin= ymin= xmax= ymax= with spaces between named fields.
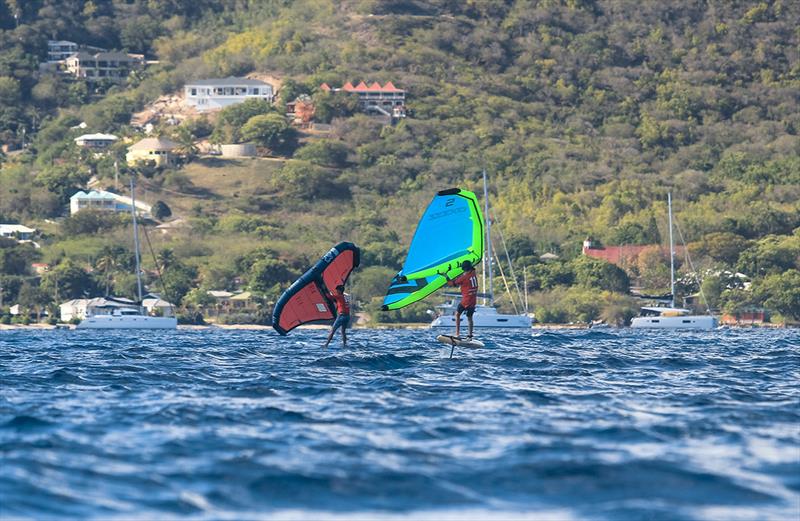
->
xmin=1 ymin=0 xmax=799 ymax=325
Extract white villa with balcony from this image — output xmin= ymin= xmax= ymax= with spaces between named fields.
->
xmin=70 ymin=190 xmax=152 ymax=218
xmin=64 ymin=51 xmax=144 ymax=83
xmin=74 ymin=133 xmax=118 ymax=149
xmin=183 ymin=77 xmax=274 ymax=112
xmin=47 ymin=40 xmax=79 ymax=62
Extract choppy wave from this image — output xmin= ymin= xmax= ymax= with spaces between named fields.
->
xmin=1 ymin=327 xmax=798 ymax=520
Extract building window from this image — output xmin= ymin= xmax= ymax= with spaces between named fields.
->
xmin=191 ymin=88 xmax=197 ymax=96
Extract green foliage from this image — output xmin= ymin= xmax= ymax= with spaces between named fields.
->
xmin=736 ymin=231 xmax=800 ymax=277
xmin=152 ymin=200 xmax=172 ymax=220
xmin=533 ymin=287 xmax=640 ymax=325
xmin=526 ymin=261 xmax=575 ymax=291
xmin=240 ymin=112 xmax=297 ymax=153
xmin=248 ymin=258 xmax=294 ymax=296
xmin=35 ymin=164 xmax=92 ymax=207
xmin=211 ymin=99 xmax=273 ymax=143
xmin=0 ymin=76 xmax=21 ymax=104
xmin=312 ymin=91 xmax=360 ymax=123
xmin=572 ymin=256 xmax=630 ymax=293
xmin=0 ymin=239 xmax=40 ymax=276
xmin=16 ymin=282 xmax=47 ymax=315
xmin=609 ymin=217 xmax=660 ymax=246
xmin=752 ymin=270 xmax=800 ymax=321
xmin=350 ymin=266 xmax=396 ymax=303
xmin=690 ymin=232 xmax=752 ymax=266
xmin=274 ymin=160 xmax=346 ymax=200
xmin=160 ymin=260 xmax=197 ymax=305
xmin=294 ymin=139 xmax=350 ymax=167
xmin=636 ymin=246 xmax=672 ymax=292
xmin=41 ymin=259 xmax=98 ymax=300
xmin=61 ymin=210 xmax=128 ymax=236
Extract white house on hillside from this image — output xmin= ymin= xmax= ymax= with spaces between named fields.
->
xmin=70 ymin=190 xmax=152 ymax=217
xmin=64 ymin=51 xmax=144 ymax=83
xmin=74 ymin=133 xmax=118 ymax=149
xmin=184 ymin=77 xmax=274 ymax=112
xmin=47 ymin=40 xmax=79 ymax=62
xmin=0 ymin=224 xmax=36 ymax=240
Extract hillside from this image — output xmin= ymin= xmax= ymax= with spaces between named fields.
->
xmin=1 ymin=0 xmax=799 ymax=325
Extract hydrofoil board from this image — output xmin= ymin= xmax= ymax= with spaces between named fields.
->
xmin=436 ymin=335 xmax=485 ymax=349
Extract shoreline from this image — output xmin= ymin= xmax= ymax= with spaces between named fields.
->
xmin=1 ymin=323 xmax=793 ymax=331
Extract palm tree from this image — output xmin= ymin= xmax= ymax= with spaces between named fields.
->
xmin=95 ymin=255 xmax=116 ymax=296
xmin=172 ymin=126 xmax=198 ymax=162
xmin=157 ymin=249 xmax=176 ymax=271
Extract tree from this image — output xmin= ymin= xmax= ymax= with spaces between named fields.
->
xmin=637 ymin=246 xmax=671 ymax=291
xmin=248 ymin=258 xmax=293 ymax=295
xmin=736 ymin=232 xmax=800 ymax=277
xmin=95 ymin=254 xmax=117 ymax=296
xmin=36 ymin=164 xmax=92 ymax=206
xmin=16 ymin=282 xmax=47 ymax=320
xmin=528 ymin=260 xmax=575 ymax=290
xmin=312 ymin=91 xmax=359 ymax=123
xmin=152 ymin=200 xmax=172 ymax=221
xmin=157 ymin=249 xmax=177 ymax=271
xmin=572 ymin=256 xmax=630 ymax=293
xmin=294 ymin=139 xmax=350 ymax=167
xmin=0 ymin=76 xmax=21 ymax=105
xmin=171 ymin=126 xmax=198 ymax=160
xmin=41 ymin=260 xmax=97 ymax=300
xmin=274 ymin=160 xmax=344 ymax=200
xmin=690 ymin=232 xmax=752 ymax=266
xmin=753 ymin=270 xmax=800 ymax=321
xmin=0 ymin=240 xmax=39 ymax=276
xmin=240 ymin=113 xmax=297 ymax=153
xmin=211 ymin=99 xmax=273 ymax=143
xmin=161 ymin=261 xmax=197 ymax=305
xmin=61 ymin=210 xmax=126 ymax=236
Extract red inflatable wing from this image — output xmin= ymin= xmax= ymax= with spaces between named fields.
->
xmin=272 ymin=242 xmax=360 ymax=335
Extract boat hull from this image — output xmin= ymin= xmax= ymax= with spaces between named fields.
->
xmin=631 ymin=315 xmax=718 ymax=329
xmin=430 ymin=311 xmax=531 ymax=328
xmin=77 ymin=316 xmax=178 ymax=329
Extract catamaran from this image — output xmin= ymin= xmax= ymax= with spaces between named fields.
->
xmin=631 ymin=193 xmax=717 ymax=330
xmin=429 ymin=169 xmax=532 ymax=329
xmin=77 ymin=176 xmax=177 ymax=329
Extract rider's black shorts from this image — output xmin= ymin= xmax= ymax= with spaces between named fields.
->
xmin=457 ymin=304 xmax=476 ymax=317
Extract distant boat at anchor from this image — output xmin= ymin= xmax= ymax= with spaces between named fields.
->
xmin=631 ymin=193 xmax=717 ymax=330
xmin=77 ymin=177 xmax=176 ymax=330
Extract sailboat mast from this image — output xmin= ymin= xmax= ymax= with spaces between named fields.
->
xmin=130 ymin=176 xmax=143 ymax=303
xmin=668 ymin=192 xmax=675 ymax=308
xmin=482 ymin=169 xmax=494 ymax=306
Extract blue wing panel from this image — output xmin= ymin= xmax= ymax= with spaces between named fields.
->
xmin=403 ymin=193 xmax=474 ymax=276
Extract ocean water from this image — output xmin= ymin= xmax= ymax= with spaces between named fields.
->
xmin=1 ymin=327 xmax=798 ymax=520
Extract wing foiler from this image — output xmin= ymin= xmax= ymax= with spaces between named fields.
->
xmin=382 ymin=188 xmax=484 ymax=310
xmin=272 ymin=242 xmax=360 ymax=335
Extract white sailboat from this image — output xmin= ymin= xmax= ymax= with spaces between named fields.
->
xmin=77 ymin=177 xmax=177 ymax=330
xmin=631 ymin=193 xmax=717 ymax=330
xmin=430 ymin=169 xmax=532 ymax=329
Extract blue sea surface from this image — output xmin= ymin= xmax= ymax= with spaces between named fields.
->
xmin=1 ymin=327 xmax=798 ymax=520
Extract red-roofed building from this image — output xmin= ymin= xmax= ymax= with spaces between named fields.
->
xmin=582 ymin=238 xmax=684 ymax=269
xmin=321 ymin=81 xmax=406 ymax=117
